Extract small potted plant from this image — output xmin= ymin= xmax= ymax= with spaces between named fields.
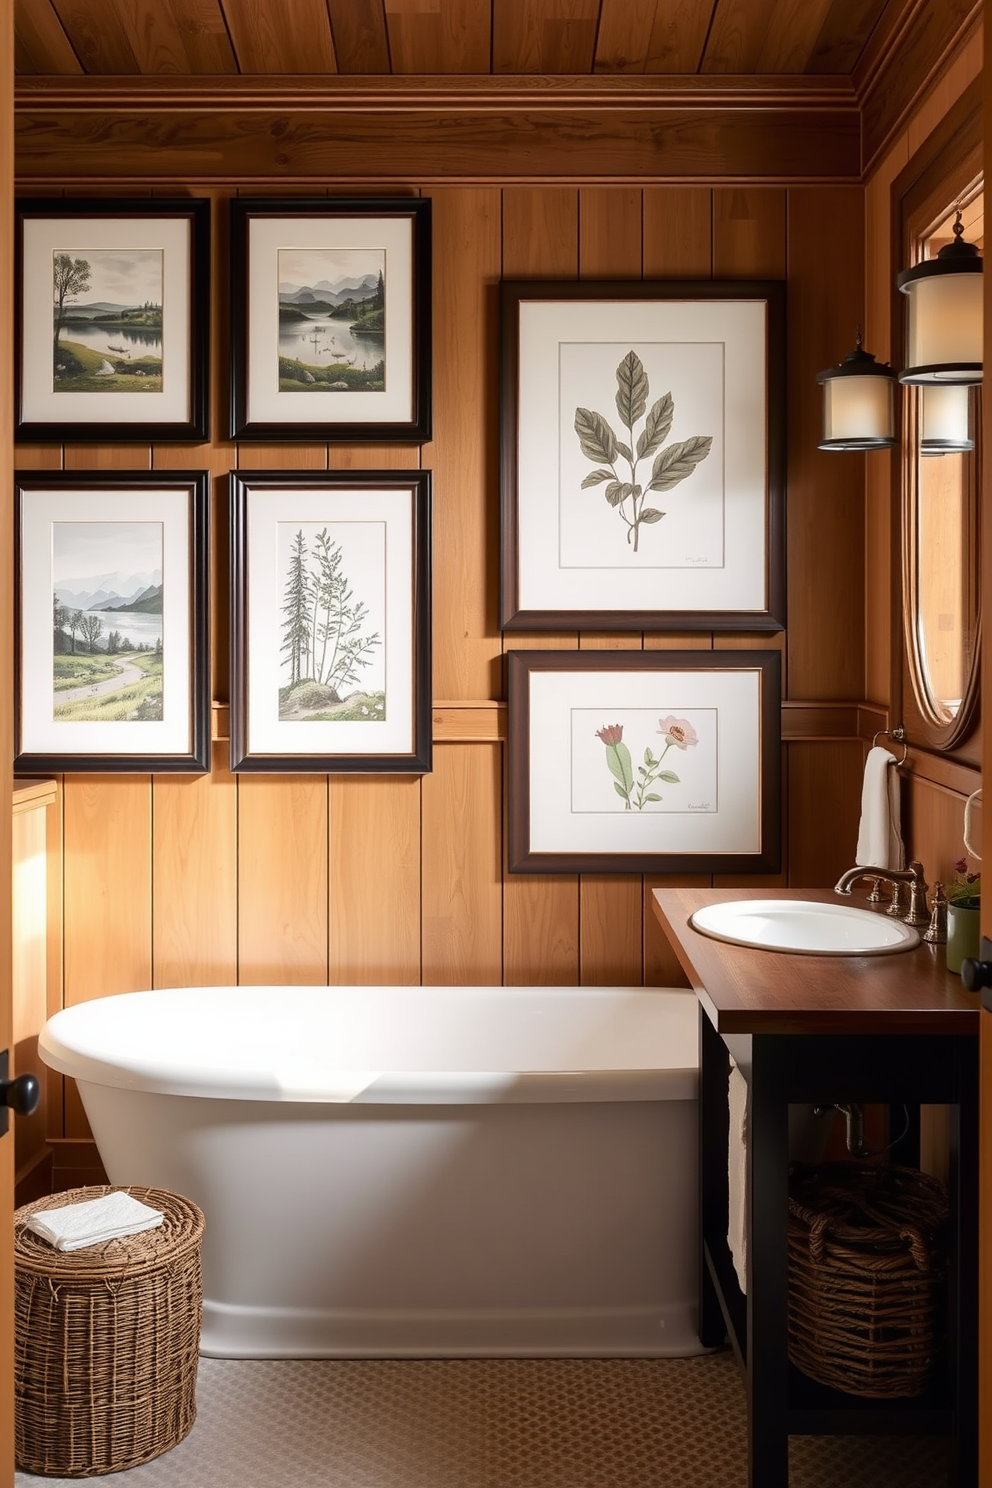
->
xmin=946 ymin=858 xmax=981 ymax=975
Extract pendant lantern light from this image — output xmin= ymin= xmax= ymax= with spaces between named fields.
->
xmin=897 ymin=211 xmax=982 ymax=385
xmin=815 ymin=329 xmax=897 ymax=451
xmin=919 ymin=384 xmax=974 ymax=456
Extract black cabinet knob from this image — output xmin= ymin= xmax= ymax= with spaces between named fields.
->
xmin=961 ymin=958 xmax=992 ymax=993
xmin=0 ymin=1071 xmax=40 ymax=1117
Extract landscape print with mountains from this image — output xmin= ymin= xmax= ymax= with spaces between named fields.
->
xmin=52 ymin=522 xmax=164 ymax=723
xmin=52 ymin=247 xmax=163 ymax=392
xmin=278 ymin=247 xmax=385 ymax=393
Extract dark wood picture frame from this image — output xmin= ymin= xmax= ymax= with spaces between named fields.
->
xmin=229 ymin=197 xmax=432 ymax=442
xmin=15 ymin=196 xmax=210 ymax=443
xmin=15 ymin=470 xmax=210 ymax=775
xmin=230 ymin=469 xmax=432 ymax=774
xmin=500 ymin=279 xmax=786 ymax=632
xmin=507 ymin=648 xmax=781 ymax=874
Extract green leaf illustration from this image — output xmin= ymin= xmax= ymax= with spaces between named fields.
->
xmin=614 ymin=781 xmax=629 ymax=800
xmin=615 ymin=351 xmax=648 ymax=432
xmin=574 ymin=407 xmax=618 ymax=464
xmin=580 ymin=468 xmax=614 ymax=488
xmin=645 ymin=793 xmax=662 ymax=802
xmin=640 ymin=508 xmax=665 ymax=523
xmin=657 ymin=770 xmax=681 ymax=783
xmin=650 ymin=435 xmax=713 ymax=492
xmin=604 ymin=481 xmax=625 ymax=507
xmin=604 ymin=740 xmax=635 ymax=794
xmin=616 ymin=441 xmax=633 ymax=462
xmin=636 ymin=393 xmax=675 ymax=459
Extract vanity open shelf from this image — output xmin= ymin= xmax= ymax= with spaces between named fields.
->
xmin=652 ymin=886 xmax=979 ymax=1488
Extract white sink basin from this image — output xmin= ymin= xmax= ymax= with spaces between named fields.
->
xmin=689 ymin=899 xmax=921 ymax=956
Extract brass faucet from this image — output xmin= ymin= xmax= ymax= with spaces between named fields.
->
xmin=833 ymin=860 xmax=930 ymax=928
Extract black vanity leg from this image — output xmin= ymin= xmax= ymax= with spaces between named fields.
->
xmin=747 ymin=1037 xmax=792 ymax=1488
xmin=948 ymin=1034 xmax=979 ymax=1488
xmin=699 ymin=1008 xmax=730 ymax=1348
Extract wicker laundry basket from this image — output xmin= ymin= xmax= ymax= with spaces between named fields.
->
xmin=787 ymin=1162 xmax=948 ymax=1399
xmin=14 ymin=1185 xmax=204 ymax=1477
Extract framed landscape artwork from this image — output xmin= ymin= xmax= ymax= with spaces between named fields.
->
xmin=507 ymin=649 xmax=781 ymax=874
xmin=229 ymin=198 xmax=432 ymax=442
xmin=500 ymin=280 xmax=786 ymax=631
xmin=15 ymin=471 xmax=210 ymax=774
xmin=229 ymin=470 xmax=432 ymax=774
xmin=15 ymin=198 xmax=210 ymax=442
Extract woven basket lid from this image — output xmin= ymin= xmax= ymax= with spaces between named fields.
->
xmin=14 ymin=1184 xmax=204 ymax=1282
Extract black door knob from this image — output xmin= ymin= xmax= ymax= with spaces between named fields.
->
xmin=961 ymin=958 xmax=992 ymax=992
xmin=0 ymin=1071 xmax=40 ymax=1117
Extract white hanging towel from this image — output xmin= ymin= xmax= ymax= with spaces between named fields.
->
xmin=25 ymin=1191 xmax=164 ymax=1252
xmin=727 ymin=1057 xmax=748 ymax=1295
xmin=855 ymin=745 xmax=905 ymax=871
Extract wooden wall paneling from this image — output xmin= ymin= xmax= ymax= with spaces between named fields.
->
xmin=594 ymin=0 xmax=713 ymax=73
xmin=327 ymin=445 xmax=422 ymax=471
xmin=643 ymin=876 xmax=695 ymax=988
xmin=580 ymin=875 xmax=643 ymax=986
xmin=493 ymin=0 xmax=599 ymax=74
xmin=787 ymin=740 xmax=865 ymax=887
xmin=1 ymin=0 xmax=13 ymax=1462
xmin=236 ymin=445 xmax=329 ymax=471
xmin=422 ymin=743 xmax=502 ymax=985
xmin=712 ymin=187 xmax=787 ymax=279
xmin=500 ymin=186 xmax=581 ymax=986
xmin=152 ymin=746 xmax=237 ymax=988
xmin=904 ymin=773 xmax=974 ymax=891
xmin=63 ymin=445 xmax=152 ymax=470
xmin=237 ymin=775 xmax=329 ymax=984
xmin=383 ymin=0 xmax=491 ymax=74
xmin=863 ymin=133 xmax=909 ymax=708
xmin=642 ymin=187 xmax=712 ymax=277
xmin=903 ymin=19 xmax=982 ymax=159
xmin=579 ymin=188 xmax=642 ymax=277
xmin=12 ymin=798 xmax=50 ymax=1190
xmin=785 ymin=187 xmax=865 ymax=702
xmin=62 ymin=774 xmax=153 ymax=1135
xmin=45 ymin=778 xmax=64 ymax=1140
xmin=219 ymin=0 xmax=338 ymax=73
xmin=328 ymin=775 xmax=422 ymax=985
xmin=14 ymin=0 xmax=82 ymax=75
xmin=325 ymin=0 xmax=392 ymax=75
xmin=13 ymin=446 xmax=61 ymax=469
xmin=425 ymin=188 xmax=502 ymax=701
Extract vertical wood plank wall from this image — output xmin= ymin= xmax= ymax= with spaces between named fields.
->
xmin=16 ymin=176 xmax=873 ymax=1144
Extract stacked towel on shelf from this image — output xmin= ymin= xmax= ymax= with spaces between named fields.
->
xmin=855 ymin=745 xmax=905 ymax=871
xmin=25 ymin=1191 xmax=164 ymax=1252
xmin=727 ymin=1057 xmax=748 ymax=1295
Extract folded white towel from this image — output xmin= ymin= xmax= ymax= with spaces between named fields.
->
xmin=855 ymin=745 xmax=905 ymax=871
xmin=26 ymin=1192 xmax=164 ymax=1252
xmin=727 ymin=1058 xmax=748 ymax=1295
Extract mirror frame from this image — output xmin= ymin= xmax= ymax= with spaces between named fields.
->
xmin=893 ymin=84 xmax=982 ymax=753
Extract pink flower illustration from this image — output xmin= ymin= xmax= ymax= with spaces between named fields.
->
xmin=596 ymin=724 xmax=624 ymax=746
xmin=657 ymin=715 xmax=698 ymax=751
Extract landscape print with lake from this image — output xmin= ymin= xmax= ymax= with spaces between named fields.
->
xmin=53 ymin=246 xmax=163 ymax=392
xmin=278 ymin=247 xmax=385 ymax=393
xmin=52 ymin=522 xmax=164 ymax=722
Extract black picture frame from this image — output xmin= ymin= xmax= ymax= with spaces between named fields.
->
xmin=507 ymin=648 xmax=781 ymax=874
xmin=500 ymin=279 xmax=786 ymax=631
xmin=15 ymin=470 xmax=210 ymax=774
xmin=229 ymin=197 xmax=432 ymax=442
xmin=15 ymin=197 xmax=210 ymax=443
xmin=229 ymin=469 xmax=432 ymax=774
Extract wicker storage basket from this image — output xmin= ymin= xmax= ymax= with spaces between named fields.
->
xmin=14 ymin=1185 xmax=204 ymax=1477
xmin=787 ymin=1162 xmax=948 ymax=1399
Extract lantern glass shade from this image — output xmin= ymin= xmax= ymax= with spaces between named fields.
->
xmin=920 ymin=384 xmax=973 ymax=455
xmin=816 ymin=340 xmax=896 ymax=450
xmin=900 ymin=270 xmax=982 ymax=384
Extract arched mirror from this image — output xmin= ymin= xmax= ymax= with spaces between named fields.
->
xmin=899 ymin=121 xmax=982 ymax=751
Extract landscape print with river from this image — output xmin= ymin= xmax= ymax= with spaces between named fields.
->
xmin=278 ymin=247 xmax=385 ymax=392
xmin=52 ymin=521 xmax=164 ymax=722
xmin=53 ymin=246 xmax=163 ymax=391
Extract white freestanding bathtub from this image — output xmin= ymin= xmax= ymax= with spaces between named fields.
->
xmin=39 ymin=984 xmax=702 ymax=1360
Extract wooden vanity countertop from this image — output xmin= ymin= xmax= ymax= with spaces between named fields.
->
xmin=652 ymin=886 xmax=980 ymax=1036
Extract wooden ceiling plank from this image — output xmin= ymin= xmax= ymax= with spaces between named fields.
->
xmin=103 ymin=0 xmax=202 ymax=74
xmin=594 ymin=0 xmax=717 ymax=74
xmin=494 ymin=0 xmax=599 ymax=75
xmin=14 ymin=0 xmax=83 ymax=74
xmin=326 ymin=0 xmax=390 ymax=74
xmin=805 ymin=0 xmax=889 ymax=75
xmin=385 ymin=0 xmax=491 ymax=74
xmin=756 ymin=0 xmax=835 ymax=73
xmin=220 ymin=0 xmax=338 ymax=74
xmin=49 ymin=0 xmax=141 ymax=72
xmin=701 ymin=0 xmax=778 ymax=74
xmin=164 ymin=0 xmax=239 ymax=73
